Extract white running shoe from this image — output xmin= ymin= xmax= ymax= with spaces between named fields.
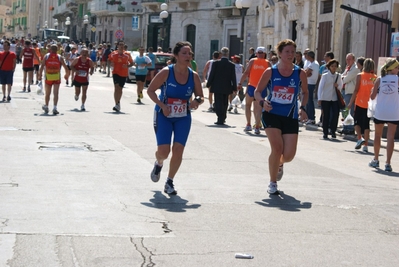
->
xmin=267 ymin=183 xmax=278 ymax=195
xmin=113 ymin=104 xmax=120 ymax=112
xmin=164 ymin=179 xmax=177 ymax=195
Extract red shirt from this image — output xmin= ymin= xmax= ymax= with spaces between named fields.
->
xmin=0 ymin=51 xmax=17 ymax=71
xmin=73 ymin=57 xmax=92 ymax=83
xmin=22 ymin=47 xmax=34 ymax=68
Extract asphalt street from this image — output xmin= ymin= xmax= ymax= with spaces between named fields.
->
xmin=0 ymin=66 xmax=398 ymax=267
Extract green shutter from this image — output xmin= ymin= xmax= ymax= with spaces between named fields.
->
xmin=78 ymin=4 xmax=83 ymax=17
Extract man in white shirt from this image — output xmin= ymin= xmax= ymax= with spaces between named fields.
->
xmin=304 ymin=51 xmax=319 ymax=124
xmin=341 ymin=53 xmax=359 ymax=116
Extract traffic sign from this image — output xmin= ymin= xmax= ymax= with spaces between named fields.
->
xmin=115 ymin=29 xmax=124 ymax=39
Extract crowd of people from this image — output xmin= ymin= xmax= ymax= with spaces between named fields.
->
xmin=1 ymin=36 xmax=398 ymax=195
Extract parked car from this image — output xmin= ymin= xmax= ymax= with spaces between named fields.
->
xmin=146 ymin=52 xmax=173 ymax=83
xmin=127 ymin=51 xmax=140 ymax=83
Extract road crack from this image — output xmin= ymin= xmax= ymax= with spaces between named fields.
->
xmin=130 ymin=237 xmax=155 ymax=267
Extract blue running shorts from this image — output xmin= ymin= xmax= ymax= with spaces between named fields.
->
xmin=153 ymin=110 xmax=192 ymax=146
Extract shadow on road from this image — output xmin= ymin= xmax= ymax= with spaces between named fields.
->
xmin=372 ymin=168 xmax=399 ymax=177
xmin=255 ymin=191 xmax=312 ymax=212
xmin=141 ymin=190 xmax=201 ymax=213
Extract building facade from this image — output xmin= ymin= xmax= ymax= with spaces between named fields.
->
xmin=1 ymin=0 xmax=399 ymax=75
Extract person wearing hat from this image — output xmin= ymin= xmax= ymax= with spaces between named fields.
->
xmin=228 ymin=55 xmax=244 ymax=113
xmin=206 ymin=47 xmax=237 ymax=125
xmin=368 ymin=58 xmax=399 ymax=172
xmin=157 ymin=47 xmax=163 ymax=52
xmin=238 ymin=46 xmax=271 ymax=134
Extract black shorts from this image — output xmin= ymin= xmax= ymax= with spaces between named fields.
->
xmin=23 ymin=67 xmax=34 ymax=72
xmin=135 ymin=75 xmax=146 ymax=82
xmin=373 ymin=118 xmax=399 ymax=125
xmin=262 ymin=111 xmax=299 ymax=134
xmin=73 ymin=80 xmax=89 ymax=87
xmin=34 ymin=65 xmax=39 ymax=72
xmin=354 ymin=105 xmax=370 ymax=133
xmin=113 ymin=74 xmax=126 ymax=88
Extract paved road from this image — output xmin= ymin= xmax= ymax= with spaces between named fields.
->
xmin=1 ymin=66 xmax=398 ymax=266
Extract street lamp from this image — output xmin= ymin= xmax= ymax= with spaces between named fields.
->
xmin=235 ymin=0 xmax=251 ymax=63
xmin=159 ymin=3 xmax=169 ymax=52
xmin=65 ymin=17 xmax=71 ymax=37
xmin=54 ymin=19 xmax=58 ymax=29
xmin=82 ymin=14 xmax=89 ymax=42
xmin=44 ymin=21 xmax=48 ymax=29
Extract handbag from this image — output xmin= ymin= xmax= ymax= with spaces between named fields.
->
xmin=334 ymin=74 xmax=346 ymax=109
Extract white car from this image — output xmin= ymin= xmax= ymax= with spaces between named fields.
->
xmin=127 ymin=51 xmax=140 ymax=83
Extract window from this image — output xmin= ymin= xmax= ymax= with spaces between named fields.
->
xmin=371 ymin=0 xmax=388 ymax=4
xmin=186 ymin=24 xmax=196 ymax=52
xmin=321 ymin=0 xmax=333 ymax=14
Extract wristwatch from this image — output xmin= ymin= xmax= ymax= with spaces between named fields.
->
xmin=300 ymin=106 xmax=306 ymax=111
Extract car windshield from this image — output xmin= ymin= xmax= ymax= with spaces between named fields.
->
xmin=157 ymin=55 xmax=171 ymax=64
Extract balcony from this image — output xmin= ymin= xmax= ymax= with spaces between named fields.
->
xmin=141 ymin=0 xmax=165 ymax=11
xmin=91 ymin=2 xmax=142 ymax=16
xmin=66 ymin=1 xmax=79 ymax=12
xmin=169 ymin=0 xmax=201 ymax=9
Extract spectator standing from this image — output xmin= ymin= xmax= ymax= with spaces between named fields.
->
xmin=368 ymin=58 xmax=399 ymax=172
xmin=317 ymin=59 xmax=343 ymax=139
xmin=304 ymin=51 xmax=319 ymax=124
xmin=202 ymin=51 xmax=220 ymax=111
xmin=206 ymin=47 xmax=237 ymax=125
xmin=342 ymin=53 xmax=360 ymax=116
xmin=295 ymin=51 xmax=304 ymax=68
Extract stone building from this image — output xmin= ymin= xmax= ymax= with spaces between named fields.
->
xmin=259 ymin=0 xmax=399 ymax=69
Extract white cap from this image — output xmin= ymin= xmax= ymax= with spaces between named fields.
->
xmin=256 ymin=46 xmax=266 ymax=53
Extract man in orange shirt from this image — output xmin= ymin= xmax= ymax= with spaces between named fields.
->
xmin=0 ymin=40 xmax=17 ymax=102
xmin=238 ymin=47 xmax=271 ymax=134
xmin=108 ymin=40 xmax=134 ymax=112
xmin=32 ymin=42 xmax=41 ymax=84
